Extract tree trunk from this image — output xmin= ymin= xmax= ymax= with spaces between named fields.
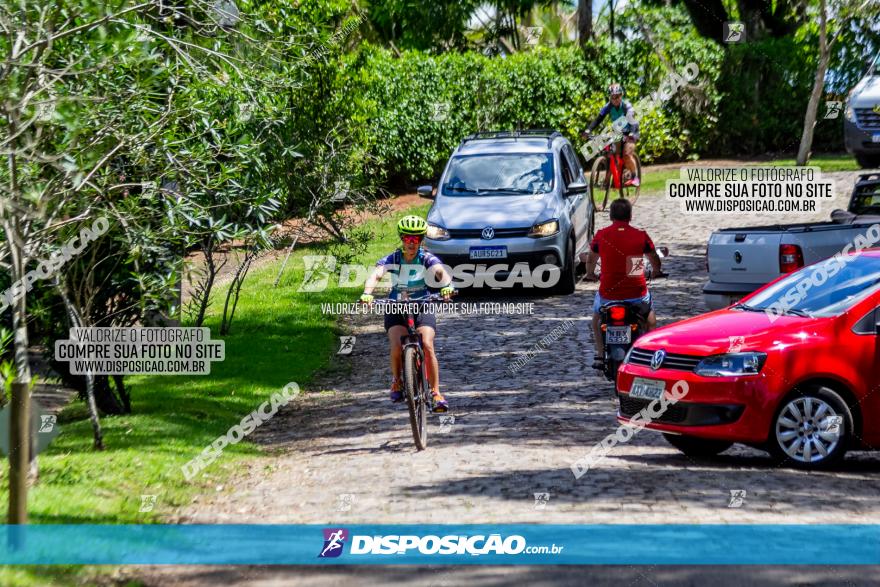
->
xmin=680 ymin=0 xmax=729 ymax=42
xmin=194 ymin=238 xmax=217 ymax=327
xmin=8 ymin=381 xmax=29 ymax=524
xmin=56 ymin=282 xmax=105 ymax=448
xmin=220 ymin=244 xmax=258 ymax=335
xmin=113 ymin=375 xmax=131 ymax=414
xmin=760 ymin=0 xmax=801 ymax=37
xmin=92 ymin=376 xmax=124 ymax=417
xmin=82 ymin=376 xmax=106 ymax=450
xmin=796 ymin=0 xmax=828 ymax=166
xmin=5 ymin=122 xmax=31 ymax=524
xmin=609 ymin=0 xmax=615 ymax=40
xmin=738 ymin=0 xmax=765 ymax=40
xmin=577 ymin=0 xmax=592 ymax=46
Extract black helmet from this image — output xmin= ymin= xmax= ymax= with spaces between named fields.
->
xmin=608 ymin=83 xmax=624 ymax=97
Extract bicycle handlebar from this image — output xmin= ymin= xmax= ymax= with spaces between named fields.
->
xmin=366 ymin=293 xmax=454 ymax=305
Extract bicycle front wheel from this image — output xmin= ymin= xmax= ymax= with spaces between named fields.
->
xmin=620 ymin=153 xmax=642 ymax=206
xmin=403 ymin=346 xmax=427 ymax=450
xmin=590 ymin=156 xmax=611 ymax=211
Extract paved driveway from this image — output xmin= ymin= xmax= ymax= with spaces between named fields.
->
xmin=134 ymin=171 xmax=880 ymax=585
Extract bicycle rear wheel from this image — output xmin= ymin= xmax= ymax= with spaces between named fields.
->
xmin=590 ymin=156 xmax=611 ymax=211
xmin=403 ymin=346 xmax=427 ymax=450
xmin=620 ymin=153 xmax=642 ymax=206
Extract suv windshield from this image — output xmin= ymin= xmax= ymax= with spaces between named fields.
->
xmin=741 ymin=254 xmax=880 ymax=317
xmin=442 ymin=153 xmax=554 ymax=195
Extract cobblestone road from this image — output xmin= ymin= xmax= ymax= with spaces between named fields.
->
xmin=139 ymin=171 xmax=880 ymax=585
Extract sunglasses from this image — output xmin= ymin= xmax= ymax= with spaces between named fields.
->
xmin=401 ymin=235 xmax=423 ymax=244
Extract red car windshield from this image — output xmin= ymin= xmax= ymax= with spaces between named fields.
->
xmin=740 ymin=253 xmax=880 ymax=317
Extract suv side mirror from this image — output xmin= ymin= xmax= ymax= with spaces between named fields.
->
xmin=566 ymin=180 xmax=588 ymax=195
xmin=417 ymin=185 xmax=435 ymax=199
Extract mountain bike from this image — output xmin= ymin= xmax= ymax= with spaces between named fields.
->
xmin=587 ymin=135 xmax=642 ymax=211
xmin=371 ymin=293 xmax=451 ymax=450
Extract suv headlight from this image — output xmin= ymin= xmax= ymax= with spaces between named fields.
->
xmin=528 ymin=219 xmax=559 ymax=238
xmin=426 ymin=224 xmax=450 ymax=241
xmin=844 ymin=104 xmax=855 ymax=122
xmin=694 ymin=352 xmax=767 ymax=377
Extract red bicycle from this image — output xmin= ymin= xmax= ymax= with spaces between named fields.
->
xmin=586 ymin=135 xmax=642 ymax=211
xmin=370 ymin=293 xmax=451 ymax=450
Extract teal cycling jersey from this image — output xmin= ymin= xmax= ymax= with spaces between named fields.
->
xmin=376 ymin=248 xmax=443 ymax=300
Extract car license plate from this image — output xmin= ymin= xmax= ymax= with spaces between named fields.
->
xmin=469 ymin=246 xmax=507 ymax=260
xmin=606 ymin=326 xmax=631 ymax=344
xmin=873 ymin=134 xmax=880 ymax=144
xmin=629 ymin=377 xmax=666 ymax=400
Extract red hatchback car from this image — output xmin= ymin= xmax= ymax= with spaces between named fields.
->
xmin=616 ymin=250 xmax=880 ymax=469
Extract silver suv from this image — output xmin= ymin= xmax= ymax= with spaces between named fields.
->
xmin=418 ymin=130 xmax=593 ymax=294
xmin=845 ymin=51 xmax=880 ymax=168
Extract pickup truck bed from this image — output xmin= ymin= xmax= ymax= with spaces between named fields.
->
xmin=703 ymin=174 xmax=880 ymax=309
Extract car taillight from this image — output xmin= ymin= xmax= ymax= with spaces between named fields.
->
xmin=779 ymin=244 xmax=804 ymax=273
xmin=609 ymin=306 xmax=626 ymax=324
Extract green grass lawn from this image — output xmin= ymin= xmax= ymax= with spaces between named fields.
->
xmin=763 ymin=152 xmax=860 ymax=172
xmin=0 ymin=202 xmax=429 ymax=585
xmin=638 ymin=168 xmax=683 ymax=195
xmin=637 ymin=153 xmax=860 ymax=195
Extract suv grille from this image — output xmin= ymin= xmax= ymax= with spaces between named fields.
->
xmin=447 ymin=227 xmax=531 ymax=239
xmin=855 ymin=108 xmax=880 ymax=130
xmin=628 ymin=348 xmax=702 ymax=371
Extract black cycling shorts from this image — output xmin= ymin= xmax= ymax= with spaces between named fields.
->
xmin=384 ymin=309 xmax=437 ymax=331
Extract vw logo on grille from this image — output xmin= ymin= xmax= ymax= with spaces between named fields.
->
xmin=651 ymin=349 xmax=666 ymax=371
xmin=734 ymin=250 xmax=743 ymax=264
xmin=481 ymin=226 xmax=495 ymax=240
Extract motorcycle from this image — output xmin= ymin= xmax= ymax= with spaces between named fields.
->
xmin=596 ymin=246 xmax=668 ymax=384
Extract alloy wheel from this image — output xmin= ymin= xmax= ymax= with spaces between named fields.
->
xmin=774 ymin=396 xmax=842 ymax=464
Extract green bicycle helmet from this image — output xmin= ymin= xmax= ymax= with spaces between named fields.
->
xmin=397 ymin=215 xmax=428 ymax=236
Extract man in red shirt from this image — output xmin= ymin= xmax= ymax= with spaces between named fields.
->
xmin=585 ymin=198 xmax=662 ymax=370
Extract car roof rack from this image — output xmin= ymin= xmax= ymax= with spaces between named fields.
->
xmin=460 ymin=129 xmax=562 ymax=148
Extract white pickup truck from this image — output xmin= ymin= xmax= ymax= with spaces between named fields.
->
xmin=703 ymin=173 xmax=880 ymax=310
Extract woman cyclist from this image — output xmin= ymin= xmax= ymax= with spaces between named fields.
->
xmin=360 ymin=215 xmax=455 ymax=412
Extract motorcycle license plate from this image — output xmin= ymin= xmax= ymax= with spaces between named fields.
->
xmin=606 ymin=326 xmax=631 ymax=344
xmin=629 ymin=377 xmax=666 ymax=400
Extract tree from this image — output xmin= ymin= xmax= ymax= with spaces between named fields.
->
xmin=0 ymin=0 xmax=300 ymax=524
xmin=578 ymin=0 xmax=592 ymax=45
xmin=367 ymin=0 xmax=480 ymax=50
xmin=795 ymin=0 xmax=877 ymax=165
xmin=0 ymin=0 xmax=160 ymax=526
xmin=796 ymin=0 xmax=832 ymax=166
xmin=645 ymin=0 xmax=807 ymax=43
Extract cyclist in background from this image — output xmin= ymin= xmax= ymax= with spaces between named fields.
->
xmin=360 ymin=215 xmax=454 ymax=412
xmin=583 ymin=83 xmax=641 ymax=187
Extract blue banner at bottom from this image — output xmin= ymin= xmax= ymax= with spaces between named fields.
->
xmin=1 ymin=525 xmax=878 ymax=565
